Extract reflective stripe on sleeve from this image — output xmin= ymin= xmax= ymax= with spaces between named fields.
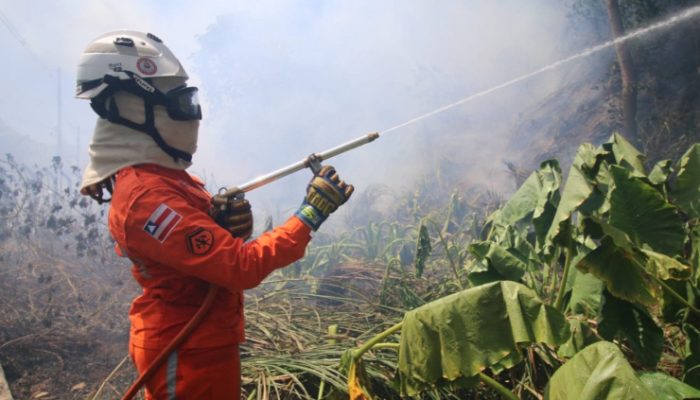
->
xmin=167 ymin=350 xmax=178 ymax=400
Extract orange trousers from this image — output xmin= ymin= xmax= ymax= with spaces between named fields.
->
xmin=130 ymin=342 xmax=241 ymax=399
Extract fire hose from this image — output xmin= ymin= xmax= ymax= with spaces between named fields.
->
xmin=120 ymin=132 xmax=379 ymax=399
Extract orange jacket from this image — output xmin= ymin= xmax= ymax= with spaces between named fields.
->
xmin=108 ymin=164 xmax=312 ymax=349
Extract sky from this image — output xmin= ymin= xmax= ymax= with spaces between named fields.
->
xmin=0 ymin=0 xmax=606 ymax=222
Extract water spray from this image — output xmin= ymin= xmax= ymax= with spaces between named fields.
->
xmin=380 ymin=5 xmax=700 ymax=136
xmin=218 ymin=5 xmax=700 ymax=199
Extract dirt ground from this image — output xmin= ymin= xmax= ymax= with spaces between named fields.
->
xmin=0 ymin=330 xmax=135 ymax=399
xmin=0 ymin=240 xmax=141 ymax=400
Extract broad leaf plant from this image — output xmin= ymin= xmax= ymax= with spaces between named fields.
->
xmin=342 ymin=134 xmax=700 ymax=399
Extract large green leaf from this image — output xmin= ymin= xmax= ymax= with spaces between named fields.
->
xmin=533 ymin=161 xmax=562 ymax=254
xmin=582 ymin=217 xmax=690 ymax=281
xmin=469 ymin=241 xmax=526 ymax=281
xmin=497 ymin=160 xmax=560 ymax=226
xmin=545 ymin=341 xmax=656 ymax=400
xmin=583 ymin=215 xmax=632 ymax=249
xmin=608 ymin=165 xmax=685 ymax=256
xmin=545 ymin=144 xmax=605 ymax=251
xmin=469 ymin=223 xmax=542 ymax=285
xmin=557 ymin=317 xmax=601 ymax=358
xmin=603 ymin=132 xmax=646 ymax=175
xmin=466 ymin=266 xmax=504 ymax=287
xmin=566 ymin=268 xmax=604 ymax=316
xmin=575 ymin=231 xmax=690 ymax=308
xmin=639 ymin=248 xmax=691 ymax=281
xmin=648 ymin=159 xmax=673 ymax=187
xmin=672 ymin=144 xmax=700 ymax=218
xmin=505 ymin=225 xmax=541 ymax=266
xmin=398 ymin=281 xmax=569 ymax=396
xmin=598 ymin=291 xmax=664 ymax=367
xmin=577 ymin=238 xmax=659 ymax=305
xmin=638 ymin=372 xmax=700 ymax=400
xmin=495 ymin=160 xmax=561 ymax=252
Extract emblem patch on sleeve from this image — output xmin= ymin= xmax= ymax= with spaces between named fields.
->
xmin=143 ymin=204 xmax=182 ymax=243
xmin=186 ymin=228 xmax=214 ymax=255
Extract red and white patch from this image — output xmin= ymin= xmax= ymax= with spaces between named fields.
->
xmin=136 ymin=57 xmax=158 ymax=75
xmin=143 ymin=204 xmax=182 ymax=243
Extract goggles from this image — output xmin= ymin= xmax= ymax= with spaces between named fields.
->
xmin=165 ymin=85 xmax=202 ymax=121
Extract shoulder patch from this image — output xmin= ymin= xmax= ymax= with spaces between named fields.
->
xmin=186 ymin=228 xmax=214 ymax=255
xmin=143 ymin=204 xmax=182 ymax=243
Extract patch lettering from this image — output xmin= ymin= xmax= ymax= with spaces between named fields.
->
xmin=186 ymin=228 xmax=214 ymax=255
xmin=143 ymin=204 xmax=182 ymax=243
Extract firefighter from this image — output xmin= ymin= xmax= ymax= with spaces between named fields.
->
xmin=76 ymin=30 xmax=353 ymax=399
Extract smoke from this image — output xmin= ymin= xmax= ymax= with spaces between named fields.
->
xmin=191 ymin=0 xmax=597 ymax=215
xmin=0 ymin=0 xmax=603 ymax=224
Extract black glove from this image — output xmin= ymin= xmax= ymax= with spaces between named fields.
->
xmin=210 ymin=194 xmax=253 ymax=240
xmin=295 ymin=165 xmax=354 ymax=230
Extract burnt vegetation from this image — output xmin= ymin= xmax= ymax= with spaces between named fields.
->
xmin=0 ymin=155 xmax=138 ymax=399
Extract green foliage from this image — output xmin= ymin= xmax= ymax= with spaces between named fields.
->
xmin=608 ymin=165 xmax=685 ymax=255
xmin=577 ymin=237 xmax=659 ymax=305
xmin=673 ymin=144 xmax=700 ymax=218
xmin=557 ymin=317 xmax=600 ymax=358
xmin=495 ymin=160 xmax=561 ymax=234
xmin=465 ymin=161 xmax=563 ymax=293
xmin=544 ymin=143 xmax=603 ymax=251
xmin=648 ymin=159 xmax=673 ymax=187
xmin=341 ymin=133 xmax=700 ymax=399
xmin=468 ymin=240 xmax=527 ymax=282
xmin=638 ymin=372 xmax=700 ymax=400
xmin=605 ymin=132 xmax=647 ymax=175
xmin=545 ymin=341 xmax=661 ymax=400
xmin=398 ymin=281 xmax=569 ymax=396
xmin=598 ymin=291 xmax=664 ymax=367
xmin=566 ymin=267 xmax=604 ymax=315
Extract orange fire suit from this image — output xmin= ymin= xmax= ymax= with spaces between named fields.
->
xmin=108 ymin=164 xmax=312 ymax=399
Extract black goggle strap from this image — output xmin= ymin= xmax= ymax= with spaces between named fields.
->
xmin=90 ymin=75 xmax=193 ymax=163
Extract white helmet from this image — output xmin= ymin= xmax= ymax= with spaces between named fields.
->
xmin=76 ymin=30 xmax=201 ymax=165
xmin=76 ymin=30 xmax=188 ymax=99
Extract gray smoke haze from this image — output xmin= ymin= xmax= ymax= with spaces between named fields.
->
xmin=0 ymin=0 xmax=603 ymax=224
